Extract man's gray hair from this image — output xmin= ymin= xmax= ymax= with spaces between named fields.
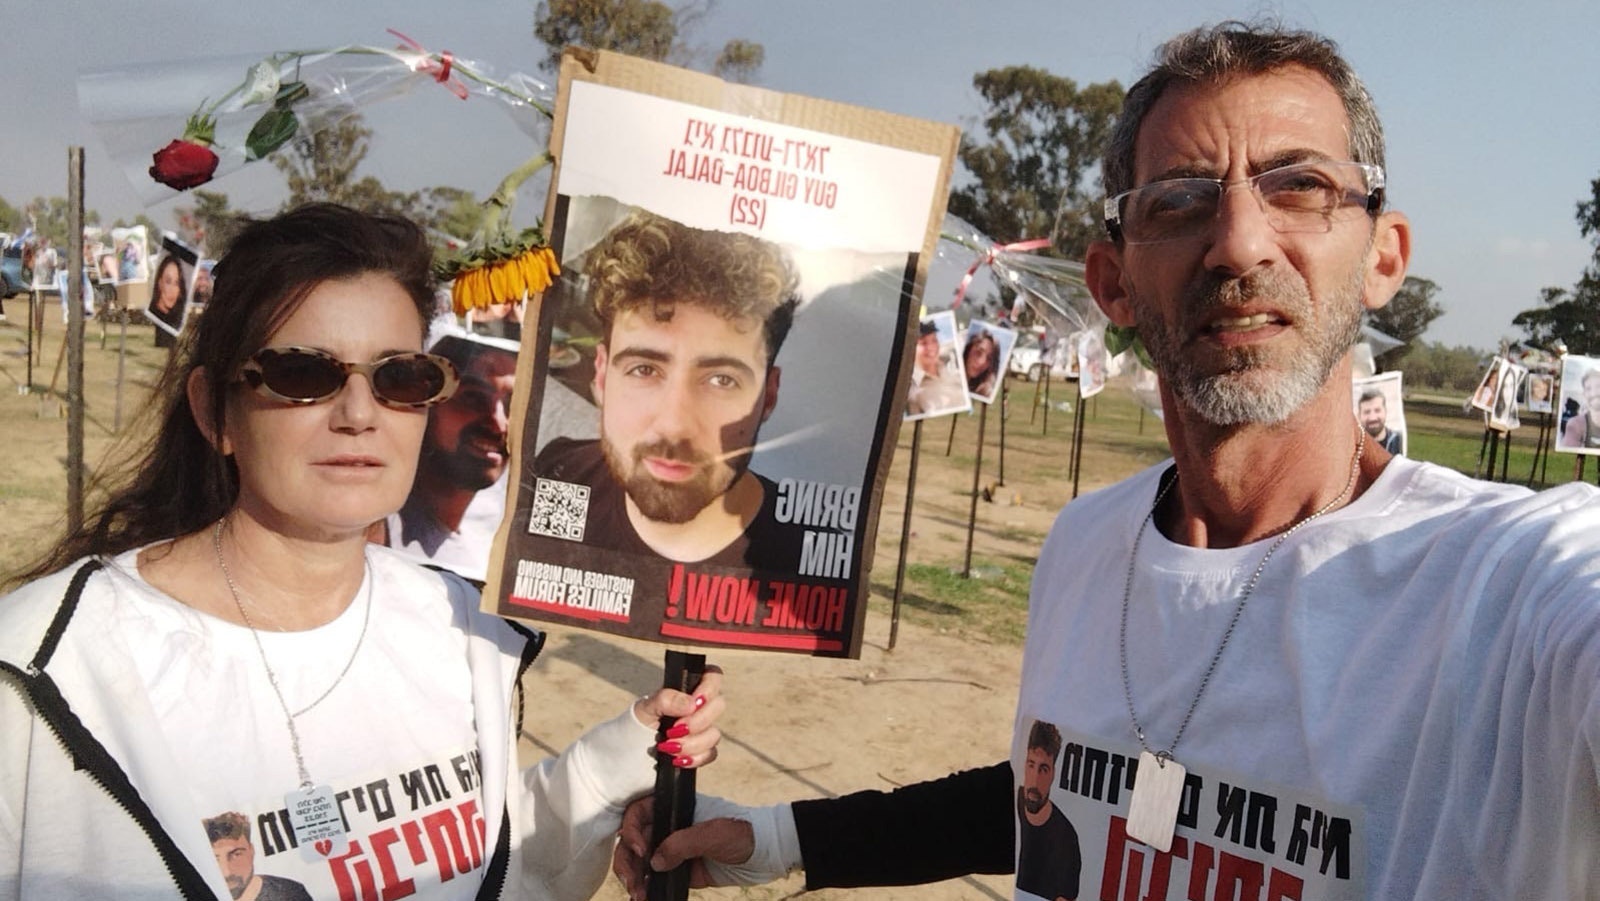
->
xmin=1102 ymin=21 xmax=1386 ymax=201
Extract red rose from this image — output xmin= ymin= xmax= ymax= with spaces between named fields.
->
xmin=149 ymin=139 xmax=219 ymax=191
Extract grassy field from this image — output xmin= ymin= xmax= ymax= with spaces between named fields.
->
xmin=1 ymin=296 xmax=1591 ymax=649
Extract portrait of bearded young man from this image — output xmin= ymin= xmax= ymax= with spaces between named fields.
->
xmin=532 ymin=209 xmax=813 ymax=570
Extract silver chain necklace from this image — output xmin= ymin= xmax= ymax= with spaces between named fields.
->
xmin=1116 ymin=428 xmax=1364 ymax=852
xmin=1120 ymin=426 xmax=1365 ymax=761
xmin=212 ymin=520 xmax=373 ymax=789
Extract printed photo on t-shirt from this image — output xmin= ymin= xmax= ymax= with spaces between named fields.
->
xmin=1016 ymin=718 xmax=1083 ymax=901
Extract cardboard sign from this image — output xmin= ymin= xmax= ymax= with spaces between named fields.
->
xmin=481 ymin=50 xmax=957 ymax=657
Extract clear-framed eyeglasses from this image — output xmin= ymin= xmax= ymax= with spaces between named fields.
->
xmin=1103 ymin=160 xmax=1385 ymax=245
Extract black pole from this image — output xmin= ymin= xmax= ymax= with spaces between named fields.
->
xmin=1029 ymin=371 xmax=1042 ymax=424
xmin=1539 ymin=412 xmax=1553 ymax=484
xmin=997 ymin=383 xmax=1007 ymax=486
xmin=1071 ymin=382 xmax=1087 ymax=499
xmin=24 ymin=291 xmax=35 ymax=393
xmin=66 ymin=147 xmax=85 ymax=533
xmin=1525 ymin=414 xmax=1545 ymax=488
xmin=114 ymin=315 xmax=127 ymax=433
xmin=963 ymin=401 xmax=988 ymax=579
xmin=945 ymin=413 xmax=958 ymax=456
xmin=889 ymin=420 xmax=923 ymax=651
xmin=647 ymin=650 xmax=706 ymax=901
xmin=1474 ymin=427 xmax=1491 ymax=479
xmin=1041 ymin=369 xmax=1052 ymax=435
xmin=1499 ymin=429 xmax=1511 ymax=482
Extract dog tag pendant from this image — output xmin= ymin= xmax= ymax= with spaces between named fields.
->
xmin=286 ymin=784 xmax=348 ymax=859
xmin=1126 ymin=751 xmax=1185 ymax=853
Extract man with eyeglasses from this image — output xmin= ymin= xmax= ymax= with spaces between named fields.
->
xmin=614 ymin=21 xmax=1600 ymax=901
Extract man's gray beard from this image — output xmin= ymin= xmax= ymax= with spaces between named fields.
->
xmin=1135 ymin=265 xmax=1365 ymax=426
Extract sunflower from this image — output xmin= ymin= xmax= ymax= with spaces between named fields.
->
xmin=448 ymin=246 xmax=560 ymax=314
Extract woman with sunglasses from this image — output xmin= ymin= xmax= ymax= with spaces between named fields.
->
xmin=0 ymin=203 xmax=723 ymax=899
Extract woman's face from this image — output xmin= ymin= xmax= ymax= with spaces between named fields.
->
xmin=218 ymin=273 xmax=428 ymax=541
xmin=967 ymin=336 xmax=994 ymax=374
xmin=155 ymin=262 xmax=182 ymax=312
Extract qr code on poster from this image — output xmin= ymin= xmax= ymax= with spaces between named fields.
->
xmin=528 ymin=478 xmax=590 ymax=542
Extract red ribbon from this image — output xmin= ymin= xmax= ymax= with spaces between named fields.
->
xmin=387 ymin=28 xmax=469 ymax=100
xmin=952 ymin=237 xmax=1052 ymax=307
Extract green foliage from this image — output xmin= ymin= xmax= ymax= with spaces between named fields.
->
xmin=175 ymin=190 xmax=248 ymax=258
xmin=269 ymin=115 xmax=489 ymax=252
xmin=1366 ymin=275 xmax=1444 ymax=370
xmin=1513 ymin=280 xmax=1600 ymax=355
xmin=946 ymin=66 xmax=1123 ymax=259
xmin=24 ymin=197 xmax=101 ymax=248
xmin=533 ymin=0 xmax=763 ymax=82
xmin=1400 ymin=341 xmax=1492 ymax=393
xmin=712 ymin=38 xmax=763 ymax=83
xmin=896 ymin=560 xmax=1034 ymax=644
xmin=272 ymin=116 xmax=412 ymax=216
xmin=534 ymin=0 xmax=676 ymax=71
xmin=0 ymin=196 xmax=23 ymax=233
xmin=1515 ymin=172 xmax=1600 ymax=354
xmin=414 ymin=187 xmax=490 ymax=246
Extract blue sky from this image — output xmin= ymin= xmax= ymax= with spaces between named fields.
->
xmin=3 ymin=0 xmax=1596 ymax=350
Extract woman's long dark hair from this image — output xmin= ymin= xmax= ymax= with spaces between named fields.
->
xmin=964 ymin=330 xmax=999 ymax=392
xmin=8 ymin=203 xmax=438 ymax=589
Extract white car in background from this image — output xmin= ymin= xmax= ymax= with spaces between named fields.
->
xmin=1007 ymin=331 xmax=1075 ymax=382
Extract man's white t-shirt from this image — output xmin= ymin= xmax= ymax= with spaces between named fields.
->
xmin=1014 ymin=457 xmax=1600 ymax=900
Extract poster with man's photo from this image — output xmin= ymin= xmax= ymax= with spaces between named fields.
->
xmin=1555 ymin=354 xmax=1600 ymax=455
xmin=1352 ymin=371 xmax=1406 ymax=456
xmin=481 ymin=50 xmax=958 ymax=657
xmin=905 ymin=310 xmax=970 ymax=421
xmin=382 ymin=330 xmax=521 ymax=582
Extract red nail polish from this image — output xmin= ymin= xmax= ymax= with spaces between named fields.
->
xmin=666 ymin=723 xmax=690 ymax=739
xmin=674 ymin=755 xmax=694 ymax=768
xmin=693 ymin=695 xmax=706 ymax=709
xmin=656 ymin=740 xmax=681 ymax=754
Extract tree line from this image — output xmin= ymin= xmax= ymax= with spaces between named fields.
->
xmin=26 ymin=0 xmax=1600 ymax=369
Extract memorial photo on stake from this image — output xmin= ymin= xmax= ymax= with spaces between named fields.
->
xmin=145 ymin=235 xmax=197 ymax=338
xmin=1352 ymin=371 xmax=1406 ymax=456
xmin=1469 ymin=356 xmax=1505 ymax=414
xmin=904 ymin=309 xmax=970 ymax=421
xmin=1556 ymin=354 xmax=1600 ymax=455
xmin=1489 ymin=363 xmax=1524 ymax=432
xmin=483 ymin=52 xmax=957 ymax=657
xmin=963 ymin=318 xmax=1018 ymax=404
xmin=1526 ymin=371 xmax=1555 ymax=415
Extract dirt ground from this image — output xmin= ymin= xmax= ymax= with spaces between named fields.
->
xmin=0 ymin=294 xmax=1162 ymax=899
